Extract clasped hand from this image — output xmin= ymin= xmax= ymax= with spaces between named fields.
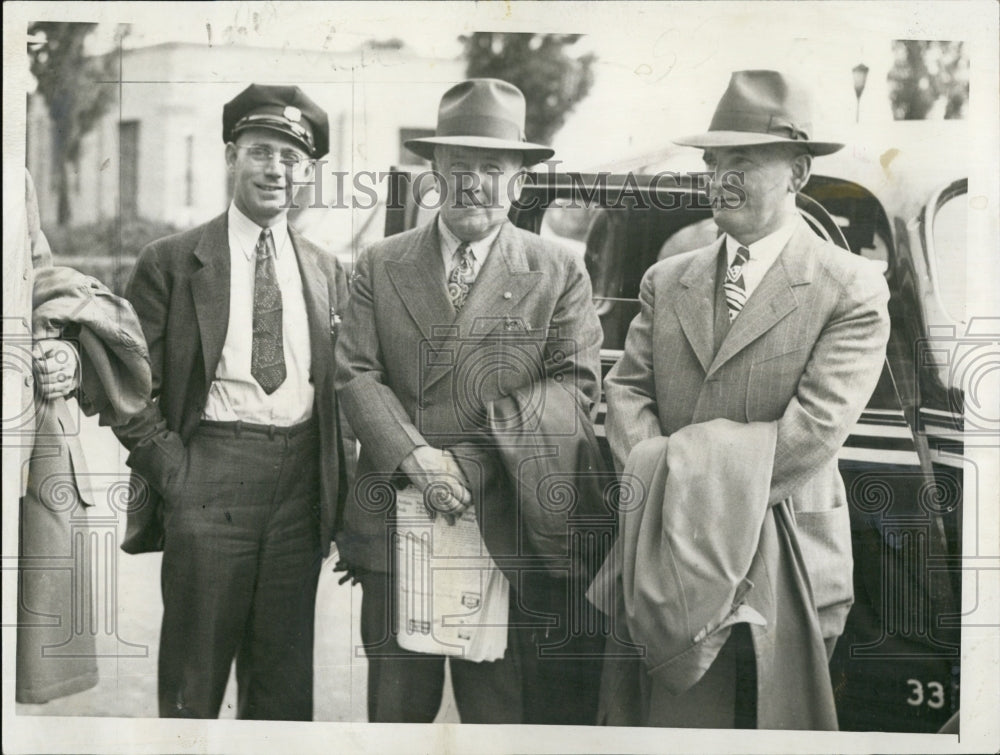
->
xmin=399 ymin=445 xmax=472 ymax=525
xmin=32 ymin=338 xmax=79 ymax=401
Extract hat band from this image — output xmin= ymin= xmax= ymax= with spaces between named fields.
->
xmin=437 ymin=114 xmax=524 ymax=143
xmin=708 ymin=111 xmax=811 ymax=141
xmin=234 ymin=113 xmax=315 ymax=149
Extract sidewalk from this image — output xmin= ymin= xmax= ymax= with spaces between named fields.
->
xmin=14 ymin=411 xmax=458 ymax=722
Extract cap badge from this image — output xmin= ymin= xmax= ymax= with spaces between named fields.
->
xmin=283 ymin=105 xmax=302 ymax=123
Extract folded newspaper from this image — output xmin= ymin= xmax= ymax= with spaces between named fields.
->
xmin=394 ymin=485 xmax=509 ymax=662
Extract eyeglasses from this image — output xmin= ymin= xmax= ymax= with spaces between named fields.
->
xmin=238 ymin=145 xmax=308 ymax=167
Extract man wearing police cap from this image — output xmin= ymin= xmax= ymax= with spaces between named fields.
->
xmin=114 ymin=83 xmax=348 ymax=719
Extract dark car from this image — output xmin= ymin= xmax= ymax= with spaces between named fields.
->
xmin=382 ymin=138 xmax=967 ymax=732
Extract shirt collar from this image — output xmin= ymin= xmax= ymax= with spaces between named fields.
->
xmin=228 ymin=202 xmax=289 ymax=261
xmin=725 ymin=215 xmax=797 ymax=267
xmin=437 ymin=214 xmax=503 ymax=266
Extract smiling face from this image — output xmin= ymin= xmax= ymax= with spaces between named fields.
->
xmin=704 ymin=143 xmax=812 ymax=245
xmin=225 ymin=127 xmax=313 ymax=227
xmin=434 ymin=145 xmax=526 ymax=242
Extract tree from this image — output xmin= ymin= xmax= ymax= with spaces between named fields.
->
xmin=887 ymin=40 xmax=968 ymax=120
xmin=462 ymin=33 xmax=595 ymax=146
xmin=28 ymin=23 xmax=126 ymax=225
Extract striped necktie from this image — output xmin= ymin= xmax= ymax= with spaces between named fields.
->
xmin=724 ymin=245 xmax=751 ymax=322
xmin=251 ymin=228 xmax=286 ymax=394
xmin=447 ymin=242 xmax=476 ymax=311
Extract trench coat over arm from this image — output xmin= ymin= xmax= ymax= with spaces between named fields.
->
xmin=590 ymin=420 xmax=840 ymax=730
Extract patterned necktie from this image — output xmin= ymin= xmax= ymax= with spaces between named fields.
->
xmin=446 ymin=242 xmax=476 ymax=311
xmin=724 ymin=245 xmax=751 ymax=322
xmin=251 ymin=228 xmax=286 ymax=394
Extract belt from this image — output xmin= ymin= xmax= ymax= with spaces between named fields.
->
xmin=198 ymin=417 xmax=317 ymax=439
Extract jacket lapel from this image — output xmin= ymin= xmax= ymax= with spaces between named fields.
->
xmin=673 ymin=237 xmax=723 ymax=374
xmin=190 ymin=214 xmax=231 ymax=386
xmin=708 ymin=218 xmax=816 ymax=376
xmin=385 ymin=221 xmax=455 ymax=343
xmin=290 ymin=228 xmax=331 ymax=385
xmin=423 ymin=222 xmax=542 ymax=392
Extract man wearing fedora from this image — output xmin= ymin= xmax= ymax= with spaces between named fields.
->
xmin=334 ymin=78 xmax=604 ymax=723
xmin=602 ymin=70 xmax=891 ymax=727
xmin=113 ymin=84 xmax=348 ymax=719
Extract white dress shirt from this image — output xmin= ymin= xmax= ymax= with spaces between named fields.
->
xmin=202 ymin=203 xmax=313 ymax=425
xmin=438 ymin=215 xmax=503 ymax=283
xmin=725 ymin=217 xmax=797 ymax=300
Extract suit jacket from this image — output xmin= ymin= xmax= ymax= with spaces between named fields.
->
xmin=604 ymin=216 xmax=890 ymax=640
xmin=334 ymin=218 xmax=603 ymax=573
xmin=114 ymin=212 xmax=349 ymax=556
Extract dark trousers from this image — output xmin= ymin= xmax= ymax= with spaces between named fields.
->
xmin=358 ymin=570 xmax=604 ymax=724
xmin=158 ymin=420 xmax=322 ymax=720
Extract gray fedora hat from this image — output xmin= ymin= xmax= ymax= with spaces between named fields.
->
xmin=405 ymin=78 xmax=555 ymax=165
xmin=675 ymin=70 xmax=843 ymax=156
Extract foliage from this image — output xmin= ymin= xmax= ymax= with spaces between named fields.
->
xmin=44 ymin=217 xmax=180 ymax=295
xmin=461 ymin=33 xmax=595 ymax=146
xmin=28 ymin=22 xmax=127 ymax=225
xmin=887 ymin=40 xmax=968 ymax=120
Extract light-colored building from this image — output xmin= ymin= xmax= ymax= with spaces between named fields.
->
xmin=28 ymin=40 xmax=465 ymax=246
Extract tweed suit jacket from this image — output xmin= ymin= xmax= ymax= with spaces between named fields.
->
xmin=334 ymin=217 xmax=603 ymax=573
xmin=114 ymin=212 xmax=349 ymax=555
xmin=604 ymin=216 xmax=890 ymax=640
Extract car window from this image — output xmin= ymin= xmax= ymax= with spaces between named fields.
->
xmin=538 ymin=199 xmax=592 ymax=259
xmin=928 ymin=188 xmax=967 ymax=325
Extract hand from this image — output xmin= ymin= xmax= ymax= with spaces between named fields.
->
xmin=333 ymin=559 xmax=363 ymax=586
xmin=32 ymin=339 xmax=79 ymax=400
xmin=399 ymin=445 xmax=472 ymax=525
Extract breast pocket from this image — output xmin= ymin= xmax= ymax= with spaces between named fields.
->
xmin=745 ymin=347 xmax=808 ymax=421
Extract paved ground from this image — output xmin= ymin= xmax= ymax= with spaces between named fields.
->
xmin=15 ymin=411 xmax=458 ymax=722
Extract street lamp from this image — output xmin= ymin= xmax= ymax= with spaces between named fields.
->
xmin=852 ymin=63 xmax=870 ymax=124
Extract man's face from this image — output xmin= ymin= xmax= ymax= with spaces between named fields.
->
xmin=704 ymin=144 xmax=810 ymax=244
xmin=435 ymin=145 xmax=525 ymax=242
xmin=225 ymin=127 xmax=313 ymax=227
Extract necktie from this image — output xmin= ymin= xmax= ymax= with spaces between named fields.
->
xmin=724 ymin=245 xmax=750 ymax=322
xmin=251 ymin=228 xmax=286 ymax=394
xmin=447 ymin=242 xmax=476 ymax=311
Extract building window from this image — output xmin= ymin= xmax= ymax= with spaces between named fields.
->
xmin=184 ymin=135 xmax=195 ymax=207
xmin=399 ymin=127 xmax=434 ymax=165
xmin=119 ymin=120 xmax=140 ymax=219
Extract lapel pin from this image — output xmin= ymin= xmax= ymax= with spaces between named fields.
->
xmin=503 ymin=291 xmax=512 ymax=300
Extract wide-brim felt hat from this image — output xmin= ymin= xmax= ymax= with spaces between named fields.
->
xmin=405 ymin=78 xmax=555 ymax=165
xmin=223 ymin=83 xmax=330 ymax=159
xmin=675 ymin=70 xmax=843 ymax=156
